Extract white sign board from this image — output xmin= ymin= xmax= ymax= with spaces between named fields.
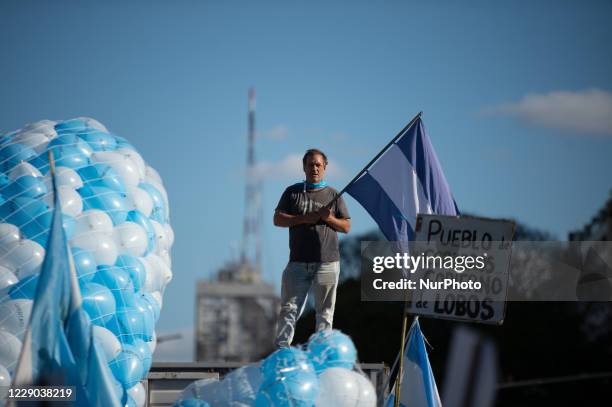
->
xmin=406 ymin=214 xmax=515 ymax=325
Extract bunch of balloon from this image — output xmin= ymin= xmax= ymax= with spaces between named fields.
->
xmin=0 ymin=118 xmax=173 ymax=406
xmin=306 ymin=330 xmax=377 ymax=407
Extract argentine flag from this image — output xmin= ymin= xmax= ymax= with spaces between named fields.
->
xmin=385 ymin=319 xmax=442 ymax=407
xmin=11 ymin=158 xmax=120 ymax=406
xmin=345 ymin=116 xmax=458 ymax=242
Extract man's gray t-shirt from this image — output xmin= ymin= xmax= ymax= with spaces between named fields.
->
xmin=276 ymin=183 xmax=350 ymax=262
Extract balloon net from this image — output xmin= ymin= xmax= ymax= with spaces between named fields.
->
xmin=0 ymin=118 xmax=173 ymax=404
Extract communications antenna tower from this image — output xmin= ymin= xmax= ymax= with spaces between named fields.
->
xmin=240 ymin=87 xmax=262 ymax=272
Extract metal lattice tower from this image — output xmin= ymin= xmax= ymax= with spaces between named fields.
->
xmin=240 ymin=87 xmax=262 ymax=272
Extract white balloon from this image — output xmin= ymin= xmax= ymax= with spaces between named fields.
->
xmin=0 ymin=224 xmax=21 ymax=247
xmin=20 ymin=121 xmax=57 ymax=143
xmin=143 ymin=254 xmax=172 ymax=293
xmin=150 ymin=220 xmax=168 ymax=253
xmin=164 ymin=223 xmax=175 ymax=248
xmin=0 ymin=265 xmax=18 ymax=290
xmin=147 ymin=180 xmax=169 ymax=217
xmin=144 ymin=165 xmax=163 ymax=186
xmin=70 ymin=232 xmax=118 ymax=266
xmin=74 ymin=116 xmax=109 ymax=133
xmin=128 ymin=382 xmax=146 ymax=407
xmin=12 ymin=131 xmax=51 ymax=153
xmin=0 ymin=299 xmax=33 ymax=339
xmin=316 ymin=368 xmax=376 ymax=407
xmin=148 ymin=332 xmax=157 ymax=353
xmin=145 ymin=253 xmax=172 ymax=293
xmin=150 ymin=291 xmax=163 ymax=309
xmin=0 ymin=331 xmax=22 ymax=373
xmin=126 ymin=185 xmax=153 ymax=217
xmin=55 ymin=166 xmax=84 ymax=189
xmin=44 ymin=186 xmax=83 ymax=217
xmin=73 ymin=210 xmax=114 ymax=237
xmin=158 ymin=250 xmax=172 ymax=268
xmin=143 ymin=254 xmax=164 ymax=293
xmin=117 ymin=148 xmax=146 ymax=183
xmin=0 ymin=240 xmax=45 ymax=278
xmin=9 ymin=162 xmax=42 ymax=180
xmin=354 ymin=371 xmax=377 ymax=407
xmin=113 ymin=222 xmax=147 ymax=257
xmin=92 ymin=151 xmax=140 ymax=186
xmin=23 ymin=119 xmax=56 ymax=133
xmin=92 ymin=325 xmax=122 ymax=362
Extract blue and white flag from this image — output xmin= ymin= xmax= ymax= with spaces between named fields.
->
xmin=11 ymin=164 xmax=120 ymax=406
xmin=346 ymin=117 xmax=458 ymax=242
xmin=385 ymin=319 xmax=442 ymax=407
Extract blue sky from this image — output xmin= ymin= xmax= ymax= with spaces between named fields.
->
xmin=1 ymin=1 xmax=611 ymax=360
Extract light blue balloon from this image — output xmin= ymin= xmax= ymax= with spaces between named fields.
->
xmin=81 ymin=282 xmax=116 ymax=323
xmin=127 ymin=338 xmax=152 ymax=375
xmin=77 ymin=130 xmax=117 ymax=151
xmin=126 ymin=210 xmax=155 ymax=254
xmin=94 ymin=265 xmax=135 ymax=308
xmin=79 ymin=185 xmax=129 ymax=225
xmin=115 ymin=255 xmax=146 ymax=292
xmin=115 ymin=307 xmax=153 ymax=343
xmin=261 ymin=348 xmax=314 ymax=383
xmin=35 ymin=145 xmax=90 ymax=170
xmin=131 ymin=295 xmax=155 ymax=341
xmin=48 ymin=133 xmax=94 ymax=158
xmin=55 ymin=119 xmax=88 ymax=132
xmin=306 ymin=330 xmax=357 ymax=373
xmin=109 ymin=345 xmax=144 ymax=388
xmin=18 ymin=211 xmax=75 ymax=247
xmin=0 ymin=197 xmax=47 ymax=222
xmin=138 ymin=183 xmax=167 ymax=224
xmin=71 ymin=247 xmax=98 ymax=283
xmin=0 ymin=143 xmax=37 ymax=172
xmin=125 ymin=396 xmax=136 ymax=407
xmin=140 ymin=292 xmax=161 ymax=322
xmin=0 ymin=176 xmax=47 ymax=200
xmin=115 ymin=306 xmax=149 ymax=343
xmin=7 ymin=274 xmax=39 ymax=299
xmin=78 ymin=163 xmax=126 ymax=194
xmin=255 ymin=367 xmax=319 ymax=407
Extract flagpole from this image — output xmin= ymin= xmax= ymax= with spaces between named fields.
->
xmin=326 ymin=111 xmax=423 ymax=208
xmin=394 ymin=308 xmax=417 ymax=407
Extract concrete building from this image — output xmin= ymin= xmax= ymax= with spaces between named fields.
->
xmin=195 ymin=261 xmax=278 ymax=362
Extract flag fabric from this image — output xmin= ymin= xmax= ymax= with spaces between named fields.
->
xmin=11 ymin=168 xmax=121 ymax=406
xmin=345 ymin=117 xmax=458 ymax=242
xmin=385 ymin=319 xmax=442 ymax=407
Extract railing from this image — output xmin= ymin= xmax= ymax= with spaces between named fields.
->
xmin=145 ymin=362 xmax=389 ymax=406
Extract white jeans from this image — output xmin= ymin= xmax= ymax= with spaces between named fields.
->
xmin=274 ymin=261 xmax=340 ymax=348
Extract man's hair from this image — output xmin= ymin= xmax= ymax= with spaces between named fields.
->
xmin=302 ymin=148 xmax=328 ymax=166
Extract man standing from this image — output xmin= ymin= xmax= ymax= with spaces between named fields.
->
xmin=273 ymin=148 xmax=351 ymax=348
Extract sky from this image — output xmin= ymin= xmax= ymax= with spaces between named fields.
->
xmin=1 ymin=0 xmax=611 ymax=361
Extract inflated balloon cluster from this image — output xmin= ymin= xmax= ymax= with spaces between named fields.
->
xmin=173 ymin=330 xmax=377 ymax=407
xmin=0 ymin=118 xmax=173 ymax=406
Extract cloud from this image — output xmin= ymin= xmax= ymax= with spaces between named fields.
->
xmin=152 ymin=327 xmax=194 ymax=362
xmin=259 ymin=125 xmax=288 ymax=141
xmin=485 ymin=89 xmax=612 ymax=136
xmin=251 ymin=153 xmax=345 ymax=181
